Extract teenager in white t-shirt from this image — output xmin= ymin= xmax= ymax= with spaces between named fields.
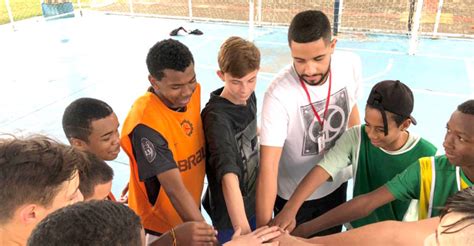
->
xmin=256 ymin=10 xmax=362 ymax=236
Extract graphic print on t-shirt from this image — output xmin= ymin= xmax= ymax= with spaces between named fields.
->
xmin=141 ymin=137 xmax=157 ymax=163
xmin=235 ymin=118 xmax=259 ymax=196
xmin=300 ymin=88 xmax=349 ymax=156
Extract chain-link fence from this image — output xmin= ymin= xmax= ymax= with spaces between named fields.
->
xmin=2 ymin=0 xmax=473 ymax=37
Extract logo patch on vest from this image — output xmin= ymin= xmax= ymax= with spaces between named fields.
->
xmin=140 ymin=137 xmax=157 ymax=163
xmin=181 ymin=119 xmax=193 ymax=136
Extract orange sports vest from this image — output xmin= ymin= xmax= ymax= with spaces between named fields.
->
xmin=120 ymin=84 xmax=205 ymax=234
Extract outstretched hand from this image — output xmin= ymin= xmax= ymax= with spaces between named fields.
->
xmin=225 ymin=226 xmax=281 ymax=246
xmin=269 ymin=209 xmax=297 ymax=232
xmin=175 ymin=221 xmax=218 ymax=246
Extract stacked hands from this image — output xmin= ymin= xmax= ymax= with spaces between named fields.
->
xmin=166 ymin=221 xmax=308 ymax=246
xmin=269 ymin=209 xmax=309 ymax=238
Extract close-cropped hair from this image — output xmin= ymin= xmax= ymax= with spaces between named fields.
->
xmin=146 ymin=38 xmax=194 ymax=81
xmin=79 ymin=152 xmax=114 ymax=200
xmin=439 ymin=187 xmax=474 ymax=234
xmin=288 ymin=10 xmax=332 ymax=45
xmin=218 ymin=36 xmax=261 ymax=78
xmin=27 ymin=200 xmax=142 ymax=246
xmin=457 ymin=99 xmax=474 ymax=115
xmin=62 ymin=97 xmax=114 ymax=142
xmin=0 ymin=135 xmax=84 ymax=224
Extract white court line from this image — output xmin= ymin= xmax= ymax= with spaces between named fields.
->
xmin=363 ymin=58 xmax=394 ymax=82
xmin=256 ymin=41 xmax=472 ymax=62
xmin=360 ymin=84 xmax=469 ymax=98
xmin=411 ymin=88 xmax=469 ymax=98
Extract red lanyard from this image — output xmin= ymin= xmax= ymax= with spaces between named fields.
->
xmin=299 ymin=70 xmax=332 ymax=128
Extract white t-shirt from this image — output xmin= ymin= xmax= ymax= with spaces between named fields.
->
xmin=260 ymin=50 xmax=362 ymax=200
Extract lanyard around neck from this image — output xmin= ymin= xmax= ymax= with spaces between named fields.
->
xmin=299 ymin=69 xmax=332 ymax=128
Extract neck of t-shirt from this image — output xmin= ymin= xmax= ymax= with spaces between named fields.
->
xmin=151 ymin=87 xmax=187 ymax=112
xmin=382 ymin=130 xmax=410 ymax=152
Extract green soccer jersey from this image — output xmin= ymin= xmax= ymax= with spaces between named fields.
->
xmin=386 ymin=155 xmax=473 ymax=219
xmin=351 ymin=125 xmax=436 ymax=227
xmin=318 ymin=125 xmax=437 ymax=228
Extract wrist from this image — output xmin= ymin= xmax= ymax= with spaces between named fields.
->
xmin=299 ymin=223 xmax=312 ymax=238
xmin=256 ymin=214 xmax=270 ymax=226
xmin=283 ymin=202 xmax=300 ymax=214
xmin=240 ymin=225 xmax=252 ymax=234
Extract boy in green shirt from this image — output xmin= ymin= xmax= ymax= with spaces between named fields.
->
xmin=271 ymin=80 xmax=437 ymax=234
xmin=277 ymin=187 xmax=474 ymax=245
xmin=292 ymin=99 xmax=474 ymax=237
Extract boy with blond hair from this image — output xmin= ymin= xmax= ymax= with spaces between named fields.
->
xmin=202 ymin=36 xmax=261 ymax=243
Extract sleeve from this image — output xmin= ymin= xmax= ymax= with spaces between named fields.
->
xmin=385 ymin=160 xmax=421 ymax=201
xmin=318 ymin=126 xmax=359 ymax=179
xmin=203 ymin=112 xmax=241 ymax=184
xmin=131 ymin=124 xmax=177 ymax=181
xmin=259 ymin=89 xmax=289 ymax=147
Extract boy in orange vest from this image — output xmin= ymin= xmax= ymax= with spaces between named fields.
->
xmin=120 ymin=39 xmax=215 ymax=245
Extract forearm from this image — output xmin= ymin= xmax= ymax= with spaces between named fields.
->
xmin=283 ymin=166 xmax=330 ymax=214
xmin=301 ymin=186 xmax=395 ymax=237
xmin=301 ymin=194 xmax=374 ymax=236
xmin=222 ymin=174 xmax=251 ymax=233
xmin=308 ymin=218 xmax=438 ymax=246
xmin=256 ymin=145 xmax=282 ymax=227
xmin=305 ymin=221 xmax=389 ymax=245
xmin=167 ymin=188 xmax=204 ymax=221
xmin=256 ymin=173 xmax=277 ymax=227
xmin=159 ymin=169 xmax=204 ymax=222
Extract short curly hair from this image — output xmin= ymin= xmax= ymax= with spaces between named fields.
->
xmin=28 ymin=200 xmax=143 ymax=246
xmin=62 ymin=98 xmax=114 ymax=143
xmin=458 ymin=100 xmax=474 ymax=116
xmin=146 ymin=39 xmax=194 ymax=81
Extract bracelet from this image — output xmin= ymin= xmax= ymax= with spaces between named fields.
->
xmin=170 ymin=227 xmax=177 ymax=246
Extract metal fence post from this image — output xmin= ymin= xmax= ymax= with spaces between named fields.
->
xmin=409 ymin=0 xmax=424 ymax=55
xmin=128 ymin=0 xmax=134 ymax=17
xmin=256 ymin=0 xmax=262 ymax=26
xmin=77 ymin=0 xmax=83 ymax=16
xmin=5 ymin=0 xmax=16 ymax=31
xmin=248 ymin=0 xmax=255 ymax=42
xmin=433 ymin=0 xmax=444 ymax=36
xmin=188 ymin=0 xmax=193 ymax=22
xmin=333 ymin=0 xmax=341 ymax=35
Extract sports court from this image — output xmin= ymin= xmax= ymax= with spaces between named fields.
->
xmin=0 ymin=1 xmax=473 ymax=223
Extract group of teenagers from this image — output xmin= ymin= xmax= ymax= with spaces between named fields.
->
xmin=1 ymin=9 xmax=473 ymax=246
